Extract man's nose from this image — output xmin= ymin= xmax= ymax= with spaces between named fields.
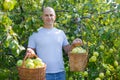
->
xmin=48 ymin=15 xmax=51 ymax=18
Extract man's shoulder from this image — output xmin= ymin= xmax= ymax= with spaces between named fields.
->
xmin=54 ymin=28 xmax=64 ymax=32
xmin=37 ymin=27 xmax=43 ymax=32
xmin=30 ymin=28 xmax=42 ymax=37
xmin=30 ymin=32 xmax=37 ymax=38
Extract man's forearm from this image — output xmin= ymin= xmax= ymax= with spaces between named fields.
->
xmin=63 ymin=44 xmax=72 ymax=54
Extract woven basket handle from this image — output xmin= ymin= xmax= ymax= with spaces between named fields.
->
xmin=21 ymin=54 xmax=38 ymax=68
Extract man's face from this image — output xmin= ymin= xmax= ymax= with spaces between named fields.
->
xmin=42 ymin=7 xmax=56 ymax=26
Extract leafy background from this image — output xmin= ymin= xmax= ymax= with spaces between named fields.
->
xmin=0 ymin=0 xmax=120 ymax=80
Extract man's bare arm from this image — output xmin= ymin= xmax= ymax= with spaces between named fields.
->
xmin=63 ymin=44 xmax=72 ymax=54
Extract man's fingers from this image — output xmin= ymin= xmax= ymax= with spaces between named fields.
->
xmin=26 ymin=48 xmax=35 ymax=58
xmin=72 ymin=38 xmax=83 ymax=47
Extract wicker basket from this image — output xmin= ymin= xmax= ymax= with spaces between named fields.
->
xmin=17 ymin=54 xmax=46 ymax=80
xmin=69 ymin=43 xmax=88 ymax=72
xmin=69 ymin=52 xmax=88 ymax=71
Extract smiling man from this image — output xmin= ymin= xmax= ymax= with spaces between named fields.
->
xmin=26 ymin=7 xmax=82 ymax=80
xmin=42 ymin=7 xmax=56 ymax=28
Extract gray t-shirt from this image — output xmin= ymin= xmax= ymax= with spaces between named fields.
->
xmin=28 ymin=27 xmax=69 ymax=73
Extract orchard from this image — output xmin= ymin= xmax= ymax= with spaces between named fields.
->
xmin=0 ymin=0 xmax=120 ymax=80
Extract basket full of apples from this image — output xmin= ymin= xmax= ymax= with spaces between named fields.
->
xmin=16 ymin=54 xmax=46 ymax=80
xmin=69 ymin=42 xmax=88 ymax=71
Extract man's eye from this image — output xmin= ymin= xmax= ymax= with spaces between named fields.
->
xmin=45 ymin=15 xmax=48 ymax=16
xmin=50 ymin=14 xmax=53 ymax=16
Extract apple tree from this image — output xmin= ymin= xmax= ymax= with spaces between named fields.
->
xmin=0 ymin=0 xmax=120 ymax=80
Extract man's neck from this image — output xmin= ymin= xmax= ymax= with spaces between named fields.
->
xmin=43 ymin=24 xmax=54 ymax=29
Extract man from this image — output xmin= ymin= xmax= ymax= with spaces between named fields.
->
xmin=26 ymin=7 xmax=82 ymax=80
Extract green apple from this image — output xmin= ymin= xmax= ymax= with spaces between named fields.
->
xmin=99 ymin=72 xmax=104 ymax=79
xmin=40 ymin=62 xmax=44 ymax=66
xmin=25 ymin=62 xmax=35 ymax=69
xmin=34 ymin=65 xmax=41 ymax=68
xmin=81 ymin=49 xmax=87 ymax=53
xmin=106 ymin=70 xmax=110 ymax=76
xmin=35 ymin=58 xmax=42 ymax=62
xmin=16 ymin=60 xmax=23 ymax=67
xmin=78 ymin=47 xmax=87 ymax=53
xmin=71 ymin=47 xmax=86 ymax=53
xmin=25 ymin=58 xmax=33 ymax=64
xmin=99 ymin=45 xmax=104 ymax=50
xmin=95 ymin=77 xmax=101 ymax=80
xmin=114 ymin=60 xmax=118 ymax=67
xmin=35 ymin=62 xmax=44 ymax=68
xmin=83 ymin=71 xmax=88 ymax=77
xmin=89 ymin=56 xmax=97 ymax=62
xmin=71 ymin=47 xmax=79 ymax=53
xmin=33 ymin=58 xmax=42 ymax=65
xmin=93 ymin=51 xmax=99 ymax=57
xmin=109 ymin=48 xmax=113 ymax=53
xmin=3 ymin=0 xmax=16 ymax=11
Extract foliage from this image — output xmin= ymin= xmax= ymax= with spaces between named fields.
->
xmin=0 ymin=0 xmax=120 ymax=80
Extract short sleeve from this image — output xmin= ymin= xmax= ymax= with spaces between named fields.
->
xmin=62 ymin=31 xmax=69 ymax=47
xmin=28 ymin=34 xmax=35 ymax=48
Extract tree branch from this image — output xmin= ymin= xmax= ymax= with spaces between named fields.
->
xmin=81 ymin=8 xmax=118 ymax=20
xmin=17 ymin=0 xmax=25 ymax=21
